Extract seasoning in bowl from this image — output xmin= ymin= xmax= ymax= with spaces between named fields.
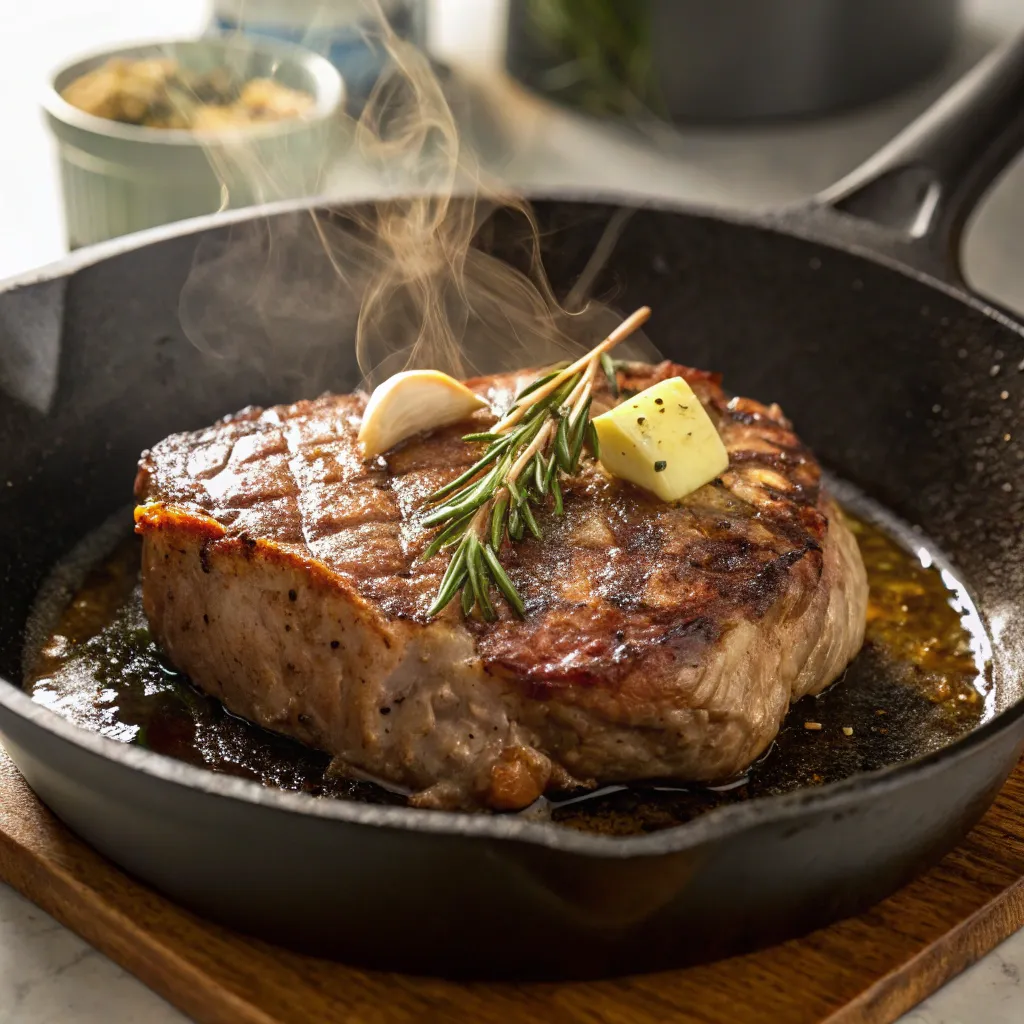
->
xmin=60 ymin=56 xmax=314 ymax=130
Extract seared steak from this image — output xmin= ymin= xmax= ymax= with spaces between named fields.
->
xmin=134 ymin=361 xmax=867 ymax=810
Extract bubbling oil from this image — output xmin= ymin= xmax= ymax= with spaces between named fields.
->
xmin=23 ymin=489 xmax=993 ymax=835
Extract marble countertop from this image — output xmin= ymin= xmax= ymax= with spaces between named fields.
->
xmin=3 ymin=1 xmax=1024 ymax=1021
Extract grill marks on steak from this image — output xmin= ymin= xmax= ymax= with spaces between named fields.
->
xmin=134 ymin=361 xmax=868 ymax=810
xmin=474 ymin=465 xmax=824 ymax=689
xmin=138 ymin=366 xmax=823 ymax=677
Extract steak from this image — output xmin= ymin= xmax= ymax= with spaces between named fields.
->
xmin=134 ymin=361 xmax=867 ymax=810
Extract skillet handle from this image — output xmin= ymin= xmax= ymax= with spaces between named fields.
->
xmin=813 ymin=30 xmax=1024 ymax=289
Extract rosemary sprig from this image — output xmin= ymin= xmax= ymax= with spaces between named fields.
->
xmin=422 ymin=306 xmax=651 ymax=620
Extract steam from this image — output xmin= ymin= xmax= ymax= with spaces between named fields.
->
xmin=180 ymin=3 xmax=658 ymax=397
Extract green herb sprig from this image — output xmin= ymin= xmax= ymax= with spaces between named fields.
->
xmin=422 ymin=306 xmax=651 ymax=620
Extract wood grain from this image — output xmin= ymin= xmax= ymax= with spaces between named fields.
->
xmin=1 ymin=748 xmax=1023 ymax=1024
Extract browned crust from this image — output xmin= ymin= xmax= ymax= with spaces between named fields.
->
xmin=133 ymin=504 xmax=398 ymax=652
xmin=135 ymin=362 xmax=838 ymax=693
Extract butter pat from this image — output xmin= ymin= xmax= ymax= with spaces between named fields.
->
xmin=592 ymin=377 xmax=729 ymax=502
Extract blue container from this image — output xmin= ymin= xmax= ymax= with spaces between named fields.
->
xmin=211 ymin=0 xmax=428 ymax=111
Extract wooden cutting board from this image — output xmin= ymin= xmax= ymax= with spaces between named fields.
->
xmin=2 ymin=748 xmax=1024 ymax=1024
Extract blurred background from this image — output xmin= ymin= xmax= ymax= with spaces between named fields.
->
xmin=2 ymin=0 xmax=1024 ymax=315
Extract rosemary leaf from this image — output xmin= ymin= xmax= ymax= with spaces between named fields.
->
xmin=516 ymin=419 xmax=547 ymax=457
xmin=522 ymin=373 xmax=574 ymax=418
xmin=477 ymin=578 xmax=496 ymax=621
xmin=520 ymin=399 xmax=547 ymax=424
xmin=437 ymin=537 xmax=469 ymax=587
xmin=482 ymin=544 xmax=525 ymax=616
xmin=459 ymin=462 xmax=504 ymax=504
xmin=490 ymin=495 xmax=508 ymax=550
xmin=423 ymin=457 xmax=509 ymax=526
xmin=421 ymin=507 xmax=476 ymax=561
xmin=508 ymin=505 xmax=524 ymax=541
xmin=514 ymin=364 xmax=567 ymax=401
xmin=586 ymin=420 xmax=601 ymax=460
xmin=552 ymin=475 xmax=563 ymax=515
xmin=555 ymin=415 xmax=572 ymax=472
xmin=506 ymin=474 xmax=522 ymax=506
xmin=570 ymin=429 xmax=587 ymax=470
xmin=421 ymin=486 xmax=489 ymax=527
xmin=427 ymin=543 xmax=469 ymax=617
xmin=550 ymin=375 xmax=581 ymax=415
xmin=427 ymin=443 xmax=506 ymax=503
xmin=569 ymin=397 xmax=592 ymax=468
xmin=544 ymin=451 xmax=558 ymax=489
xmin=600 ymin=352 xmax=620 ymax=397
xmin=461 ymin=579 xmax=475 ymax=615
xmin=570 ymin=395 xmax=592 ymax=440
xmin=466 ymin=538 xmax=496 ymax=621
xmin=521 ymin=500 xmax=542 ymax=539
xmin=420 ymin=503 xmax=461 ymax=529
xmin=533 ymin=453 xmax=547 ymax=494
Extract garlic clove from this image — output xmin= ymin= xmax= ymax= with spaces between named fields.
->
xmin=358 ymin=370 xmax=488 ymax=458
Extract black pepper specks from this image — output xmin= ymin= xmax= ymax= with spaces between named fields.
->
xmin=654 ymin=460 xmax=667 ymax=472
xmin=330 ymin=640 xmax=340 ymax=649
xmin=288 ymin=589 xmax=297 ymax=602
xmin=379 ymin=707 xmax=391 ymax=715
xmin=637 ymin=416 xmax=646 ymax=425
xmin=654 ymin=398 xmax=663 ymax=405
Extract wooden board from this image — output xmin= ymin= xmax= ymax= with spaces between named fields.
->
xmin=2 ymin=748 xmax=1024 ymax=1024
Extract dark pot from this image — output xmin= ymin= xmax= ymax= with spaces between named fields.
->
xmin=506 ymin=0 xmax=960 ymax=122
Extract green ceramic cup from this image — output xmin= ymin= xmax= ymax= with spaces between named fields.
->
xmin=43 ymin=36 xmax=345 ymax=249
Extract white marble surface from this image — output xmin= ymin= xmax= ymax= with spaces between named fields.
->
xmin=2 ymin=874 xmax=1024 ymax=1024
xmin=0 ymin=887 xmax=184 ymax=1023
xmin=4 ymin=1 xmax=1024 ymax=1022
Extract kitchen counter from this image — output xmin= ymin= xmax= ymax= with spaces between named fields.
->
xmin=3 ymin=1 xmax=1024 ymax=1021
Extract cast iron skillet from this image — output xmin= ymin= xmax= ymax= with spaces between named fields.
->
xmin=1 ymin=35 xmax=1024 ymax=980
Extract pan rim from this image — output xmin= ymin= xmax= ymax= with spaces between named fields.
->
xmin=2 ymin=671 xmax=1022 ymax=859
xmin=2 ymin=188 xmax=1023 ymax=859
xmin=4 ymin=184 xmax=1023 ymax=342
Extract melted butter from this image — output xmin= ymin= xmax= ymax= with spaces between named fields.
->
xmin=849 ymin=515 xmax=990 ymax=722
xmin=24 ymin=507 xmax=992 ymax=833
xmin=27 ymin=536 xmax=403 ymax=805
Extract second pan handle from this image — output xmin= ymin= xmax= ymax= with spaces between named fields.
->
xmin=810 ymin=30 xmax=1024 ymax=289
